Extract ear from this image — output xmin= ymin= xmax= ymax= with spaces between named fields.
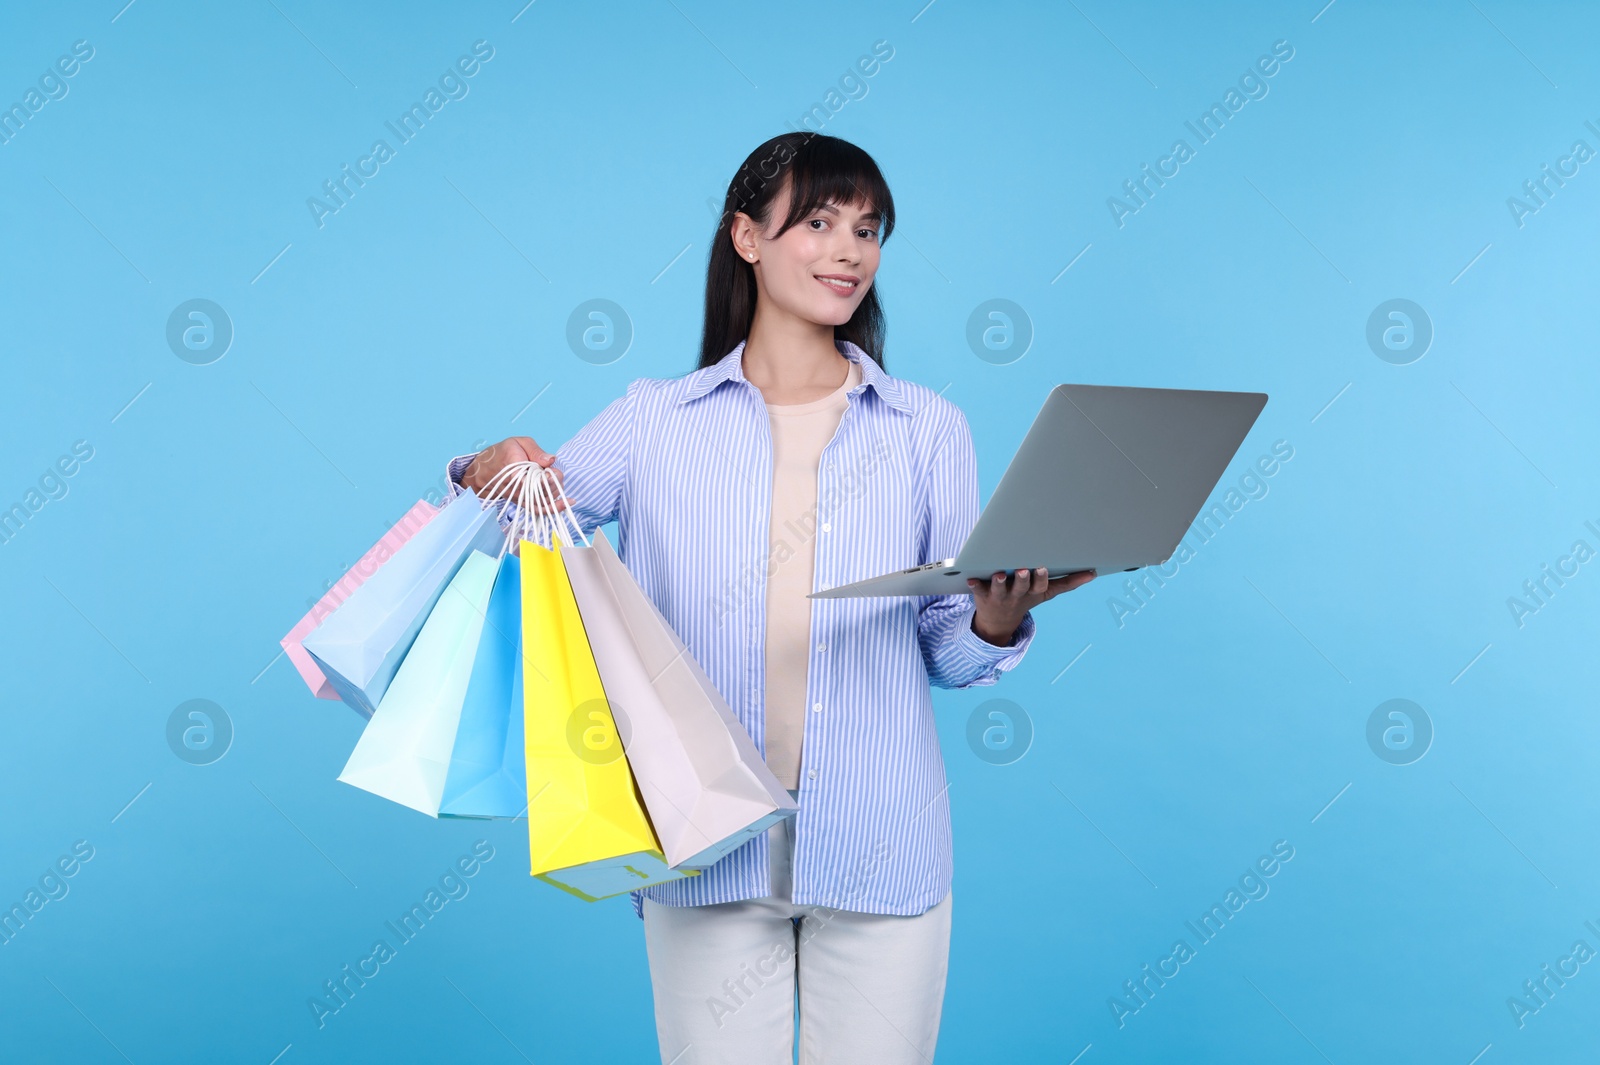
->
xmin=729 ymin=211 xmax=760 ymax=262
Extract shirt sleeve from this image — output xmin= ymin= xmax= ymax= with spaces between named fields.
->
xmin=916 ymin=406 xmax=1037 ymax=689
xmin=552 ymin=379 xmax=642 ymax=536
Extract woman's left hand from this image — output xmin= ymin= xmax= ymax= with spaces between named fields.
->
xmin=967 ymin=567 xmax=1097 ymax=646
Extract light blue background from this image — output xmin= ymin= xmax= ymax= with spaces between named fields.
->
xmin=2 ymin=1 xmax=1597 ymax=1062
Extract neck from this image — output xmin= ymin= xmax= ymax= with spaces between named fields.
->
xmin=741 ymin=304 xmax=847 ymax=391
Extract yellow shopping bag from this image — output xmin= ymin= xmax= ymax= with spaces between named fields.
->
xmin=519 ymin=537 xmax=695 ymax=902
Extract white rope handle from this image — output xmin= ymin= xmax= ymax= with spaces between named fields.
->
xmin=472 ymin=460 xmax=561 ymax=556
xmin=475 ymin=460 xmax=526 ymax=509
xmin=474 ymin=463 xmax=521 ymax=559
xmin=532 ymin=463 xmax=589 ymax=547
xmin=517 ymin=463 xmax=563 ymax=551
xmin=518 ymin=465 xmax=556 ymax=550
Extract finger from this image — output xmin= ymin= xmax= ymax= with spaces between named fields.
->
xmin=1028 ymin=567 xmax=1050 ymax=600
xmin=1040 ymin=568 xmax=1097 ymax=598
xmin=1044 ymin=568 xmax=1095 ymax=582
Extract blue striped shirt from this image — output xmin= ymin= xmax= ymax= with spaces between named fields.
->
xmin=446 ymin=339 xmax=1036 ymax=917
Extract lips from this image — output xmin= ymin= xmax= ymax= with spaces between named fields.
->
xmin=816 ymin=274 xmax=860 ymax=296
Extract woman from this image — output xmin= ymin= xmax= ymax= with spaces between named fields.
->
xmin=447 ymin=132 xmax=1095 ymax=1063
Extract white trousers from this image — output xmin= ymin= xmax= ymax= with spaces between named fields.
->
xmin=642 ymin=815 xmax=952 ymax=1064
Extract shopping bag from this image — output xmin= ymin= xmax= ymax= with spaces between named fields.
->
xmin=282 ymin=500 xmax=439 ymax=701
xmin=439 ymin=460 xmax=577 ymax=820
xmin=520 ymin=533 xmax=694 ymax=902
xmin=338 ymin=549 xmax=499 ymax=815
xmin=560 ymin=529 xmax=798 ymax=870
xmin=304 ymin=489 xmax=505 ymax=718
xmin=438 ymin=552 xmax=526 ymax=819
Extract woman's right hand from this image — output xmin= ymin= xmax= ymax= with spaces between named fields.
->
xmin=461 ymin=436 xmax=568 ymax=512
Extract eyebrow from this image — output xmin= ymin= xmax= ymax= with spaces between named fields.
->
xmin=813 ymin=202 xmax=882 ymax=223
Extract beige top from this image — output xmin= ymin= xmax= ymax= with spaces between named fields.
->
xmin=762 ymin=357 xmax=861 ymax=790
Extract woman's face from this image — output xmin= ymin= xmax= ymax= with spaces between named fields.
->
xmin=734 ymin=180 xmax=882 ymax=328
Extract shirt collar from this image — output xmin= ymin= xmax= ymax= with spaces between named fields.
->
xmin=677 ymin=338 xmax=916 ymax=415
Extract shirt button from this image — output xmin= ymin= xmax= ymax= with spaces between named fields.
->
xmin=821 ymin=522 xmax=831 ymax=533
xmin=812 ymin=702 xmax=822 ymax=713
xmin=816 ymin=642 xmax=826 ymax=652
xmin=807 ymin=770 xmax=818 ymax=780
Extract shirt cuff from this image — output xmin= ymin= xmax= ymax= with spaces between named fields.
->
xmin=953 ymin=607 xmax=1036 ymax=677
xmin=446 ymin=451 xmax=526 ymax=534
xmin=446 ymin=453 xmax=478 ymax=498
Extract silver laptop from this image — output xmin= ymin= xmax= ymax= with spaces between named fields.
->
xmin=810 ymin=383 xmax=1268 ymax=599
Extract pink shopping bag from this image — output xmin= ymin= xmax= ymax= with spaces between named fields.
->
xmin=281 ymin=499 xmax=439 ymax=700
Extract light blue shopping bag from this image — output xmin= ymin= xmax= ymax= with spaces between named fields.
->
xmin=338 ymin=550 xmax=499 ymax=815
xmin=304 ymin=489 xmax=505 ymax=718
xmin=439 ymin=552 xmax=528 ymax=819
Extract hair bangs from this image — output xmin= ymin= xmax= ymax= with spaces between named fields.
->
xmin=774 ymin=139 xmax=895 ymax=246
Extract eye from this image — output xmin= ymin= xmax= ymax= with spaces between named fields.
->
xmin=809 ymin=217 xmax=828 ymax=230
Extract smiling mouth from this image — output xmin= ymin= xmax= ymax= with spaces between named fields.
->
xmin=816 ymin=275 xmax=859 ymax=293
